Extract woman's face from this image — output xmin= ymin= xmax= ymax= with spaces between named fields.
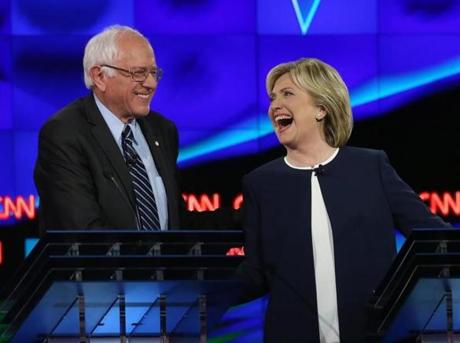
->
xmin=268 ymin=73 xmax=324 ymax=150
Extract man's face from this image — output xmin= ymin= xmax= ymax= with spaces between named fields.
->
xmin=101 ymin=34 xmax=158 ymax=122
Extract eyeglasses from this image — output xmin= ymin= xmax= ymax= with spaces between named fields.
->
xmin=101 ymin=64 xmax=163 ymax=82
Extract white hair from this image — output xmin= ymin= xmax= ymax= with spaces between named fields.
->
xmin=82 ymin=25 xmax=151 ymax=89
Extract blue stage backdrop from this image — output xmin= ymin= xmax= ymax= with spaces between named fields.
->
xmin=1 ymin=0 xmax=460 ymax=199
xmin=0 ymin=0 xmax=460 ymax=340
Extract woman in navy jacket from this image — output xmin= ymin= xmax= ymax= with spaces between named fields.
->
xmin=236 ymin=58 xmax=450 ymax=342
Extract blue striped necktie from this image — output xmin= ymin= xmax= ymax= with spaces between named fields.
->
xmin=121 ymin=125 xmax=160 ymax=231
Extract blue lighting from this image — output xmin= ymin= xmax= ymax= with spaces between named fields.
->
xmin=395 ymin=231 xmax=406 ymax=252
xmin=179 ymin=56 xmax=460 ymax=164
xmin=0 ymin=0 xmax=458 ymax=225
xmin=178 ymin=117 xmax=273 ymax=164
xmin=351 ymin=56 xmax=460 ymax=108
xmin=291 ymin=0 xmax=321 ymax=35
xmin=25 ymin=237 xmax=39 ymax=257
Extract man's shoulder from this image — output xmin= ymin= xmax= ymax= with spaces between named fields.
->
xmin=45 ymin=96 xmax=90 ymax=125
xmin=145 ymin=110 xmax=176 ymax=127
xmin=40 ymin=95 xmax=93 ymax=138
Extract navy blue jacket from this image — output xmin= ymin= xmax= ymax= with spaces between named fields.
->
xmin=237 ymin=147 xmax=449 ymax=342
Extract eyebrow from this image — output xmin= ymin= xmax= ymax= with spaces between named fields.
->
xmin=270 ymin=87 xmax=295 ymax=98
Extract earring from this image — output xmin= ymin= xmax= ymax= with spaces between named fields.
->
xmin=315 ymin=114 xmax=324 ymax=122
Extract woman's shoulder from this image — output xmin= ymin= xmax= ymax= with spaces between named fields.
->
xmin=339 ymin=145 xmax=386 ymax=162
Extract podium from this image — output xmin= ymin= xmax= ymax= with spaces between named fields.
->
xmin=368 ymin=228 xmax=460 ymax=342
xmin=0 ymin=230 xmax=244 ymax=342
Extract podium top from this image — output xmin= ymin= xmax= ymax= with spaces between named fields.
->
xmin=3 ymin=229 xmax=245 ymax=288
xmin=368 ymin=228 xmax=460 ymax=340
xmin=0 ymin=230 xmax=246 ymax=342
xmin=42 ymin=229 xmax=244 ymax=242
xmin=373 ymin=228 xmax=460 ymax=301
xmin=0 ymin=230 xmax=245 ymax=331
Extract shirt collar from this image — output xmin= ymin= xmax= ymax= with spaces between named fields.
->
xmin=94 ymin=93 xmax=138 ymax=145
xmin=284 ymin=148 xmax=340 ymax=170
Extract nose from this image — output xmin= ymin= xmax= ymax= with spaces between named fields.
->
xmin=142 ymin=72 xmax=158 ymax=89
xmin=269 ymin=98 xmax=282 ymax=114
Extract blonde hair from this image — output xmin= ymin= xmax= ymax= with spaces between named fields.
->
xmin=266 ymin=58 xmax=353 ymax=147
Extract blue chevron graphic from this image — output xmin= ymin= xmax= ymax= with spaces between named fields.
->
xmin=291 ymin=0 xmax=321 ymax=34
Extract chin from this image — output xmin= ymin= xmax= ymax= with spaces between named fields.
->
xmin=133 ymin=108 xmax=150 ymax=117
xmin=276 ymin=133 xmax=291 ymax=145
xmin=275 ymin=134 xmax=285 ymax=144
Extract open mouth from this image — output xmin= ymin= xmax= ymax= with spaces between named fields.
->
xmin=275 ymin=115 xmax=293 ymax=129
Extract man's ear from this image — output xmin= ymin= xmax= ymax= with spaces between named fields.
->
xmin=89 ymin=66 xmax=107 ymax=92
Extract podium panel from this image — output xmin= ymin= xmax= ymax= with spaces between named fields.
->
xmin=12 ymin=280 xmax=241 ymax=342
xmin=382 ymin=278 xmax=460 ymax=342
xmin=369 ymin=229 xmax=460 ymax=342
xmin=0 ymin=230 xmax=244 ymax=342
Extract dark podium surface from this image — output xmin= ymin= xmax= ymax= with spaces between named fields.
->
xmin=0 ymin=230 xmax=244 ymax=342
xmin=369 ymin=228 xmax=460 ymax=343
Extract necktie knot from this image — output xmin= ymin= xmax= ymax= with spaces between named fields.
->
xmin=122 ymin=125 xmax=135 ymax=146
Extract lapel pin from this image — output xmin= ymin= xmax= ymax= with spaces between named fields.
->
xmin=155 ymin=141 xmax=160 ymax=146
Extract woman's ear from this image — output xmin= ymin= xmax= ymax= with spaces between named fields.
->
xmin=315 ymin=106 xmax=327 ymax=122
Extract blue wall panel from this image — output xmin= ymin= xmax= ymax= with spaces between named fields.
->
xmin=12 ymin=36 xmax=88 ymax=130
xmin=152 ymin=35 xmax=258 ymax=132
xmin=0 ymin=132 xmax=15 ymax=195
xmin=12 ymin=0 xmax=134 ymax=34
xmin=0 ymin=0 xmax=458 ymax=223
xmin=379 ymin=0 xmax=460 ymax=33
xmin=136 ymin=0 xmax=255 ymax=34
xmin=14 ymin=131 xmax=37 ymax=196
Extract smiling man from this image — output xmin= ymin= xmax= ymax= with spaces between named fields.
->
xmin=34 ymin=25 xmax=183 ymax=232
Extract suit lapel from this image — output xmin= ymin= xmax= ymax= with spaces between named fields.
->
xmin=84 ymin=95 xmax=136 ymax=206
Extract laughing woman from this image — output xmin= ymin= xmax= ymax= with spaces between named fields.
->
xmin=235 ymin=58 xmax=450 ymax=343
